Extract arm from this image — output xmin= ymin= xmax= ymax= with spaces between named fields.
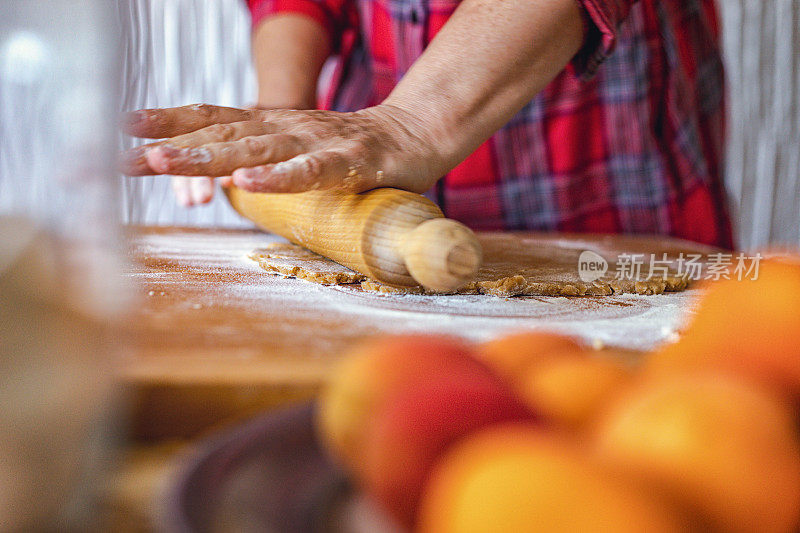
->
xmin=382 ymin=0 xmax=586 ymax=176
xmin=248 ymin=0 xmax=354 ymax=108
xmin=123 ymin=0 xmax=612 ymax=195
xmin=251 ymin=13 xmax=331 ymax=109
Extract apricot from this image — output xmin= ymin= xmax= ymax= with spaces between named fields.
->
xmin=476 ymin=331 xmax=585 ymax=384
xmin=417 ymin=425 xmax=688 ymax=533
xmin=519 ymin=354 xmax=634 ymax=432
xmin=360 ymin=372 xmax=534 ymax=528
xmin=593 ymin=374 xmax=800 ymax=533
xmin=646 ymin=258 xmax=800 ymax=399
xmin=316 ymin=334 xmax=486 ymax=469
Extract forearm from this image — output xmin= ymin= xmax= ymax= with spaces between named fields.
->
xmin=252 ymin=13 xmax=331 ymax=109
xmin=383 ymin=0 xmax=585 ymax=173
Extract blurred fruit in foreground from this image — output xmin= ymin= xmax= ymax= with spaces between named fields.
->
xmin=593 ymin=374 xmax=800 ymax=533
xmin=519 ymin=354 xmax=634 ymax=432
xmin=316 ymin=335 xmax=483 ymax=470
xmin=417 ymin=425 xmax=688 ymax=533
xmin=476 ymin=331 xmax=585 ymax=384
xmin=361 ymin=372 xmax=534 ymax=528
xmin=646 ymin=258 xmax=800 ymax=399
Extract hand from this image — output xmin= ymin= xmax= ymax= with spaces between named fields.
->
xmin=120 ymin=103 xmax=445 ymax=195
xmin=169 ymin=176 xmax=219 ymax=207
xmin=165 ymin=106 xmax=267 ymax=208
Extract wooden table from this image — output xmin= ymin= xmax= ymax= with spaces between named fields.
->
xmin=111 ymin=225 xmax=712 ymax=530
xmin=120 ymin=226 xmax=712 ymax=440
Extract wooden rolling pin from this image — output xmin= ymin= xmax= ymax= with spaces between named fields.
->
xmin=225 ymin=187 xmax=483 ymax=292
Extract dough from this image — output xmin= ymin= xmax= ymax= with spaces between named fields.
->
xmin=249 ymin=243 xmax=365 ymax=285
xmin=250 ymin=233 xmax=695 ymax=297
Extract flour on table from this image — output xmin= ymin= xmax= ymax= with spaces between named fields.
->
xmin=128 ymin=227 xmax=707 ymax=353
xmin=249 ymin=233 xmax=694 ymax=297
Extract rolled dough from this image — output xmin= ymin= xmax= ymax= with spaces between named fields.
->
xmin=249 ymin=233 xmax=695 ymax=297
xmin=249 ymin=243 xmax=364 ymax=285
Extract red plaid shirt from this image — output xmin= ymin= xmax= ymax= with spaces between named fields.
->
xmin=248 ymin=0 xmax=734 ymax=248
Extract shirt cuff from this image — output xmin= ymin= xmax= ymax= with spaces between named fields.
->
xmin=248 ymin=0 xmax=335 ymax=43
xmin=568 ymin=0 xmax=629 ymax=80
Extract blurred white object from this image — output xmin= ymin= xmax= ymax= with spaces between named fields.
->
xmin=0 ymin=0 xmax=127 ymax=316
xmin=0 ymin=2 xmax=126 ymax=530
xmin=0 ymin=30 xmax=48 ymax=84
xmin=0 ymin=218 xmax=118 ymax=531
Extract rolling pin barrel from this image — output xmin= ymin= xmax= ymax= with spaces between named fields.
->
xmin=225 ymin=187 xmax=482 ymax=292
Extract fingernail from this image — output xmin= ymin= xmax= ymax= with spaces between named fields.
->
xmin=175 ymin=187 xmax=192 ymax=207
xmin=191 ymin=179 xmax=213 ymax=204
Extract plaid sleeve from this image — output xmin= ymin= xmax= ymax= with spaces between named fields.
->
xmin=246 ymin=0 xmax=352 ymax=51
xmin=569 ymin=0 xmax=637 ymax=79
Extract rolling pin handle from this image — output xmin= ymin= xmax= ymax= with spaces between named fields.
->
xmin=399 ymin=218 xmax=482 ymax=292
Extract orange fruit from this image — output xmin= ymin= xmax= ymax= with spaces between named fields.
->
xmin=646 ymin=258 xmax=800 ymax=399
xmin=593 ymin=374 xmax=800 ymax=533
xmin=518 ymin=354 xmax=634 ymax=432
xmin=476 ymin=331 xmax=585 ymax=384
xmin=359 ymin=372 xmax=534 ymax=528
xmin=417 ymin=425 xmax=688 ymax=533
xmin=316 ymin=334 xmax=484 ymax=469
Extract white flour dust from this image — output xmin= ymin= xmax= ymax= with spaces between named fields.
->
xmin=129 ymin=229 xmax=701 ymax=352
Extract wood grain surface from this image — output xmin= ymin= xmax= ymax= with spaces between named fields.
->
xmin=121 ymin=226 xmax=717 ymax=440
xmin=225 ymin=187 xmax=482 ymax=291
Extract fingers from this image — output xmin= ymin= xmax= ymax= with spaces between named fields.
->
xmin=146 ymin=134 xmax=305 ymax=177
xmin=166 ymin=120 xmax=275 ymax=147
xmin=122 ymin=104 xmax=260 ymax=139
xmin=190 ymin=178 xmax=214 ymax=205
xmin=171 ymin=176 xmax=215 ymax=207
xmin=120 ymin=121 xmax=273 ymax=176
xmin=171 ymin=176 xmax=193 ymax=206
xmin=120 ymin=142 xmax=164 ymax=176
xmin=231 ymin=151 xmax=362 ymax=193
